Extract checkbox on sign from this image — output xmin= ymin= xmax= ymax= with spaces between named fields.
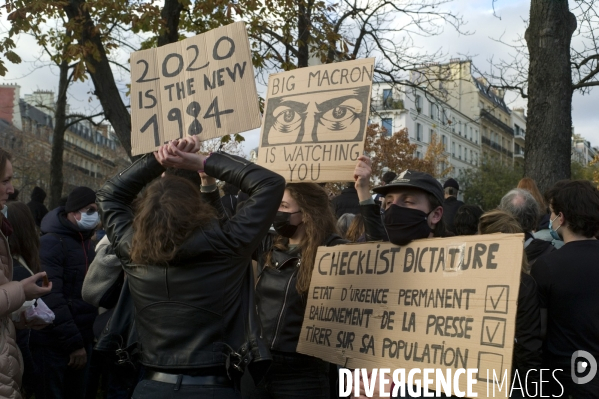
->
xmin=477 ymin=352 xmax=504 ymax=383
xmin=485 ymin=285 xmax=509 ymax=314
xmin=480 ymin=316 xmax=507 ymax=348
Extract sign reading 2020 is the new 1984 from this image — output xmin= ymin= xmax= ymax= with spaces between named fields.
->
xmin=130 ymin=22 xmax=261 ymax=156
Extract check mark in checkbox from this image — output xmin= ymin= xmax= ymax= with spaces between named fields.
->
xmin=480 ymin=317 xmax=507 ymax=348
xmin=485 ymin=285 xmax=509 ymax=314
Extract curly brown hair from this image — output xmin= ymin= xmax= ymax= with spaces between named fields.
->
xmin=265 ymin=183 xmax=338 ymax=294
xmin=130 ymin=175 xmax=216 ymax=265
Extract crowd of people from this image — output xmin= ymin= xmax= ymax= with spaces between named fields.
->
xmin=0 ymin=138 xmax=598 ymax=399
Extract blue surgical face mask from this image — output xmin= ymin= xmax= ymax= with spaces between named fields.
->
xmin=549 ymin=214 xmax=562 ymax=241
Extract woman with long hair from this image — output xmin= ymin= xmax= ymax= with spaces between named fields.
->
xmin=478 ymin=210 xmax=542 ymax=391
xmin=96 ymin=137 xmax=285 ymax=399
xmin=251 ymin=182 xmax=347 ymax=399
xmin=0 ymin=148 xmax=52 ymax=399
xmin=7 ymin=201 xmax=42 ymax=398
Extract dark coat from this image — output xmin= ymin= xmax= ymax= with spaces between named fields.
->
xmin=27 ymin=187 xmax=49 ymax=227
xmin=97 ymin=152 xmax=285 ymax=371
xmin=442 ymin=196 xmax=464 ymax=233
xmin=31 ymin=207 xmax=97 ymax=354
xmin=331 ymin=187 xmax=360 ymax=218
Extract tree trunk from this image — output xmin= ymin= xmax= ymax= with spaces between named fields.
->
xmin=524 ymin=0 xmax=576 ymax=193
xmin=297 ymin=0 xmax=313 ymax=67
xmin=157 ymin=0 xmax=184 ymax=47
xmin=64 ymin=0 xmax=133 ymax=158
xmin=49 ymin=58 xmax=70 ymax=209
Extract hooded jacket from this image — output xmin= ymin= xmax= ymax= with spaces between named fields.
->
xmin=26 ymin=187 xmax=49 ymax=228
xmin=96 ymin=152 xmax=285 ymax=372
xmin=0 ymin=222 xmax=25 ymax=399
xmin=30 ymin=207 xmax=97 ymax=354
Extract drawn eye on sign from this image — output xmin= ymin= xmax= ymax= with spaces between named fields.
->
xmin=262 ymin=86 xmax=370 ymax=146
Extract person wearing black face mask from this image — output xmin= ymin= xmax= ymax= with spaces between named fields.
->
xmin=353 ymin=155 xmax=448 ymax=246
xmin=248 ymin=183 xmax=348 ymax=399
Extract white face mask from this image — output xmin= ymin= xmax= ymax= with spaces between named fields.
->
xmin=77 ymin=211 xmax=99 ymax=230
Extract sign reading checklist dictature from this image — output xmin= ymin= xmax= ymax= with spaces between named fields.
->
xmin=257 ymin=58 xmax=375 ymax=182
xmin=297 ymin=234 xmax=524 ymax=399
xmin=130 ymin=22 xmax=260 ymax=156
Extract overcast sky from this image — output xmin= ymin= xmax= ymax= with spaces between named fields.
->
xmin=1 ymin=0 xmax=598 ymax=154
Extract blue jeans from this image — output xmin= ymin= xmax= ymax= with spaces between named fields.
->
xmin=132 ymin=379 xmax=239 ymax=399
xmin=30 ymin=343 xmax=92 ymax=399
xmin=246 ymin=351 xmax=329 ymax=399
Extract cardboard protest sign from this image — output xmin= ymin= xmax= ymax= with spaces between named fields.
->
xmin=297 ymin=234 xmax=524 ymax=398
xmin=257 ymin=58 xmax=375 ymax=182
xmin=130 ymin=22 xmax=260 ymax=156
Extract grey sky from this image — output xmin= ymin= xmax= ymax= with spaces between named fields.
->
xmin=1 ymin=0 xmax=597 ymax=155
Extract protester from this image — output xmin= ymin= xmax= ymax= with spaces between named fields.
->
xmin=336 ymin=213 xmax=355 ymax=238
xmin=31 ymin=186 xmax=99 ymax=399
xmin=7 ymin=202 xmax=43 ymax=398
xmin=354 ymin=156 xmax=447 ymax=244
xmin=97 ymin=137 xmax=284 ymax=399
xmin=345 ymin=214 xmax=365 ymax=242
xmin=0 ymin=147 xmax=52 ymax=399
xmin=441 ymin=178 xmax=464 ymax=234
xmin=531 ymin=180 xmax=599 ymax=397
xmin=517 ymin=177 xmax=548 ymax=229
xmin=26 ymin=186 xmax=49 ymax=228
xmin=331 ymin=182 xmax=361 ymax=218
xmin=251 ymin=182 xmax=347 ymax=399
xmin=478 ymin=210 xmax=542 ymax=392
xmin=452 ymin=204 xmax=483 ymax=236
xmin=498 ymin=189 xmax=554 ymax=267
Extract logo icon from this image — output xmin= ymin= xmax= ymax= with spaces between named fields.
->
xmin=571 ymin=350 xmax=597 ymax=385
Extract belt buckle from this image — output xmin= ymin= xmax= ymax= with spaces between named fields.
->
xmin=226 ymin=351 xmax=244 ymax=373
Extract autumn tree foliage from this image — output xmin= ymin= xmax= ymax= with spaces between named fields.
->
xmin=423 ymin=132 xmax=452 ymax=179
xmin=365 ymin=125 xmax=430 ymax=182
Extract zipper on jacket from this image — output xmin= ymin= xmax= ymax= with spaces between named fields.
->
xmin=270 ymin=259 xmax=299 ymax=349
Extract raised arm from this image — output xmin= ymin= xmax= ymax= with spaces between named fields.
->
xmin=354 ymin=156 xmax=388 ymax=242
xmin=157 ymin=137 xmax=285 ymax=258
xmin=96 ymin=153 xmax=166 ymax=263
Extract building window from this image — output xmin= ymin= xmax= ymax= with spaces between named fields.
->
xmin=430 ymin=103 xmax=437 ymax=120
xmin=470 ymin=127 xmax=473 ymax=140
xmin=416 ymin=151 xmax=422 ymax=159
xmin=416 ymin=123 xmax=422 ymax=141
xmin=415 ymin=95 xmax=422 ymax=111
xmin=452 ymin=142 xmax=455 ymax=157
xmin=470 ymin=150 xmax=473 ymax=162
xmin=382 ymin=118 xmax=392 ymax=135
xmin=442 ymin=135 xmax=447 ymax=151
xmin=459 ymin=145 xmax=462 ymax=159
xmin=383 ymin=89 xmax=393 ymax=108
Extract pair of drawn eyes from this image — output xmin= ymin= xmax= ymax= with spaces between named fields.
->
xmin=273 ymin=99 xmax=361 ymax=126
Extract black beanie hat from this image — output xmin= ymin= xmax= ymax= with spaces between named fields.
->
xmin=65 ymin=187 xmax=96 ymax=213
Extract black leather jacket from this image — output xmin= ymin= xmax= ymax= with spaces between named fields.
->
xmin=96 ymin=152 xmax=285 ymax=372
xmin=255 ymin=234 xmax=347 ymax=353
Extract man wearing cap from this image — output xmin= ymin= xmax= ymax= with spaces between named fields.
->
xmin=442 ymin=178 xmax=464 ymax=234
xmin=354 ymin=156 xmax=447 ymax=245
xmin=31 ymin=187 xmax=99 ymax=399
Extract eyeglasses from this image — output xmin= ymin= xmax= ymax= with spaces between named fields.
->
xmin=80 ymin=208 xmax=98 ymax=216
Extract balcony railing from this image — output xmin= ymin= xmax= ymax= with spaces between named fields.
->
xmin=480 ymin=109 xmax=515 ymax=136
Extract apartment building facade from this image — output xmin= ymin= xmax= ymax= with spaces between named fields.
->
xmin=370 ymin=82 xmax=482 ymax=178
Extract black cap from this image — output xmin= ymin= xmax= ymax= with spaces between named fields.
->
xmin=65 ymin=187 xmax=96 ymax=213
xmin=443 ymin=178 xmax=459 ymax=190
xmin=373 ymin=170 xmax=444 ymax=205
